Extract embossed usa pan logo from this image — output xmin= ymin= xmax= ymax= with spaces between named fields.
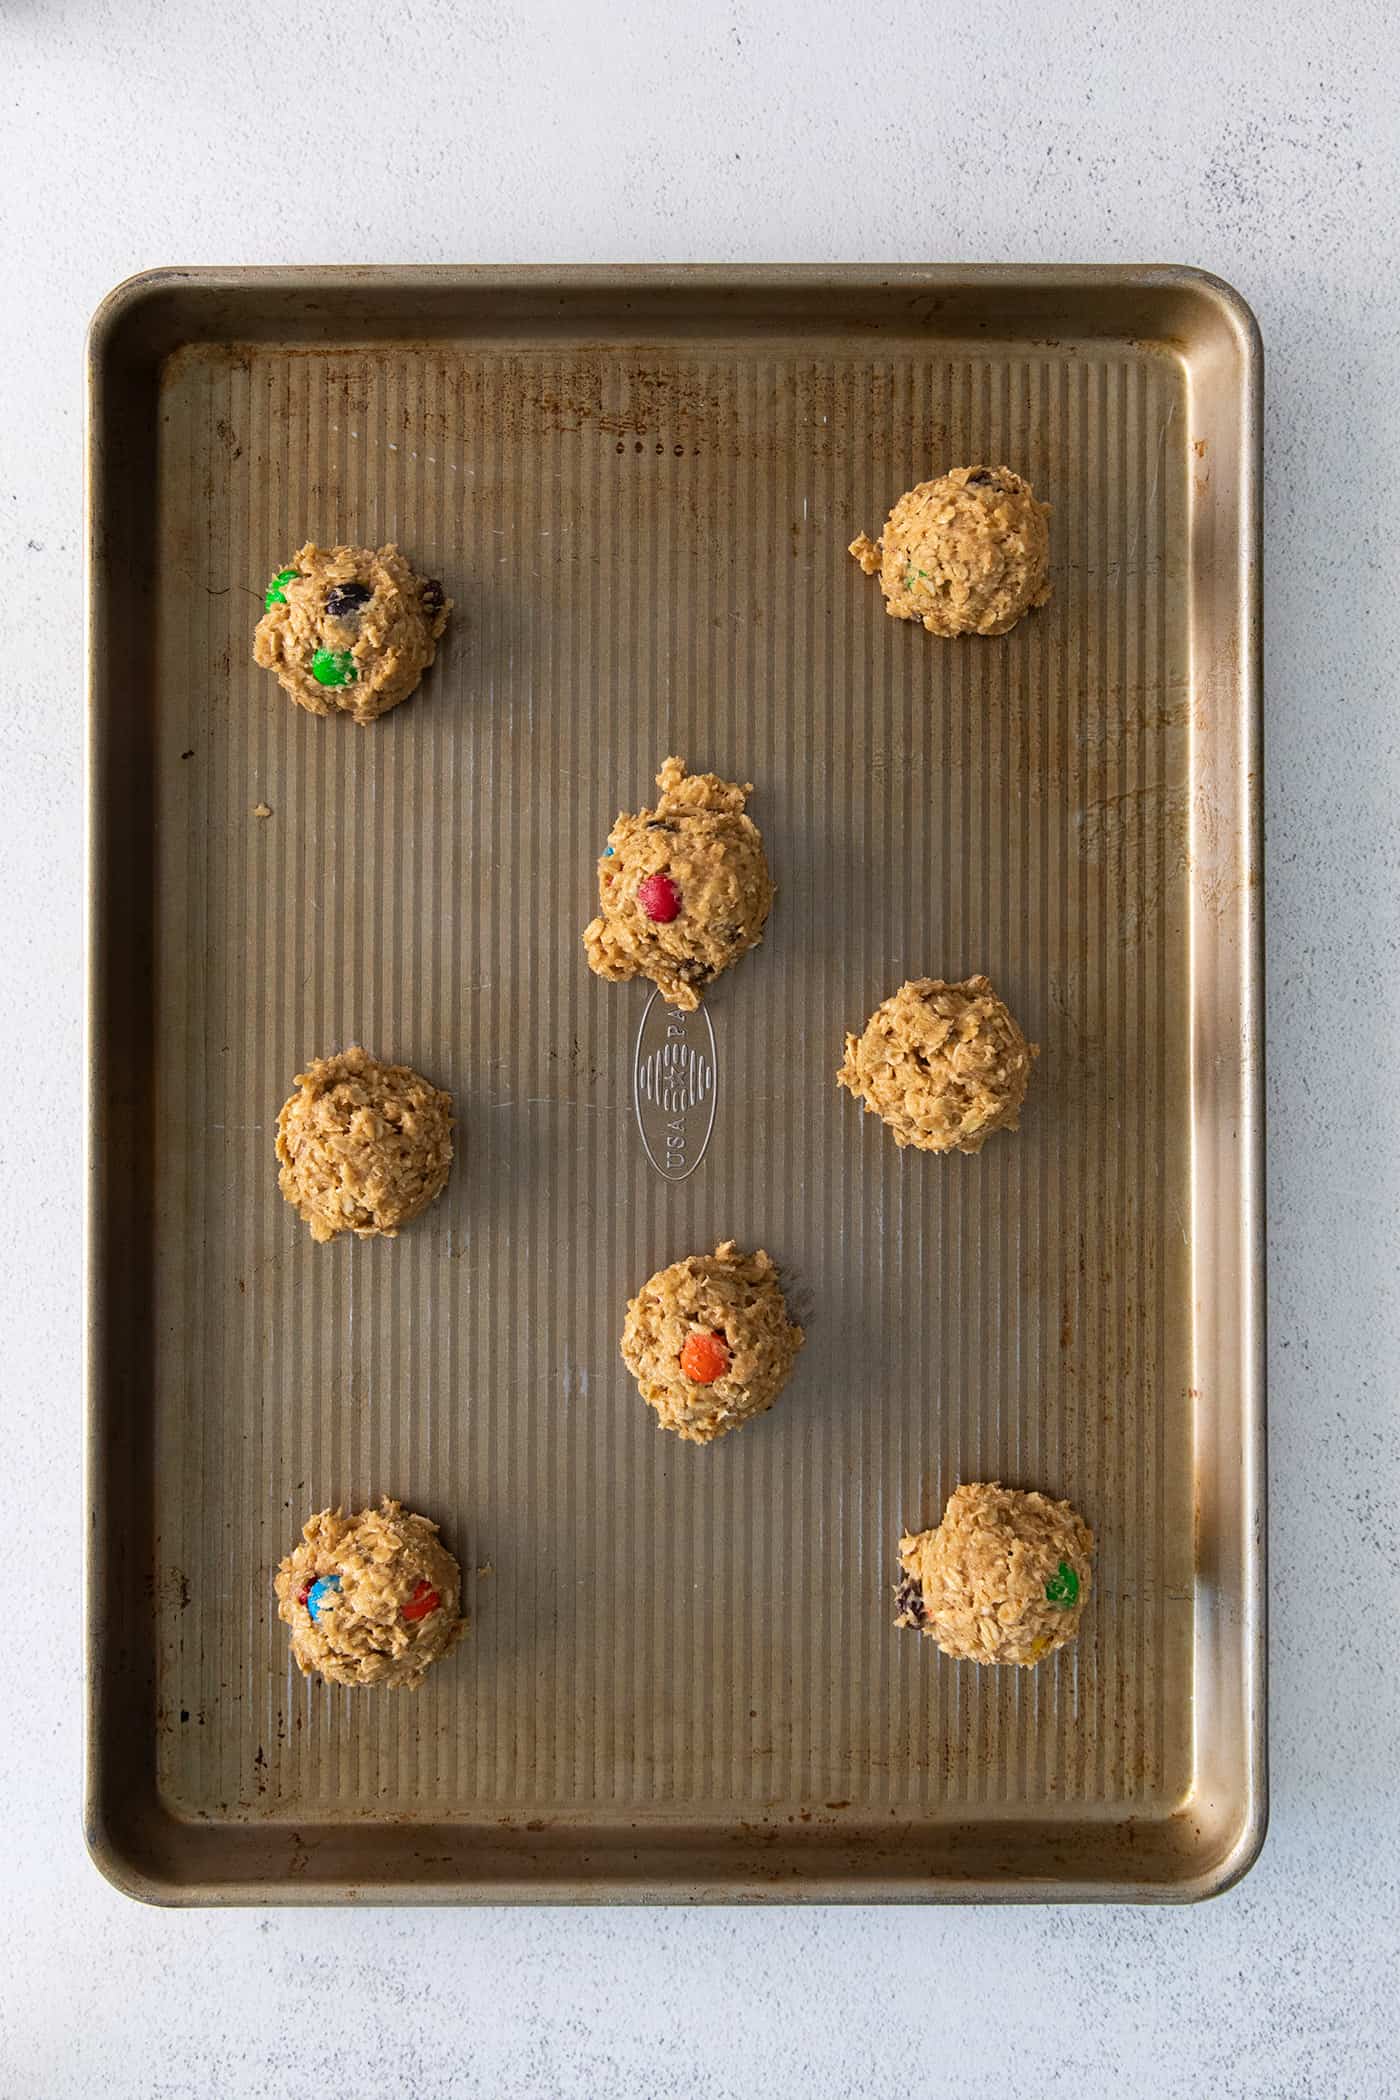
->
xmin=633 ymin=989 xmax=718 ymax=1180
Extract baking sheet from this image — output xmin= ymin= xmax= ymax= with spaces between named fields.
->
xmin=86 ymin=265 xmax=1264 ymax=1902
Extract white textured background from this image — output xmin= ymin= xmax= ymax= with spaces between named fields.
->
xmin=3 ymin=1 xmax=1397 ymax=2093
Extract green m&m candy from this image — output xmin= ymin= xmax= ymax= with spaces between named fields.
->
xmin=310 ymin=647 xmax=358 ymax=688
xmin=264 ymin=566 xmax=299 ymax=610
xmin=1044 ymin=1561 xmax=1080 ymax=1609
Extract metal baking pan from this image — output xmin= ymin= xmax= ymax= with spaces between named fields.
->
xmin=86 ymin=264 xmax=1264 ymax=1903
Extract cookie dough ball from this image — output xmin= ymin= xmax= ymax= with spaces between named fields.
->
xmin=621 ymin=1240 xmax=804 ymax=1444
xmin=849 ymin=465 xmax=1050 ymax=638
xmin=276 ymin=1045 xmax=454 ymax=1244
xmin=274 ymin=1498 xmax=465 ymax=1688
xmin=896 ymin=1482 xmax=1093 ymax=1667
xmin=584 ymin=757 xmax=773 ymax=1011
xmin=838 ymin=975 xmax=1037 ymax=1154
xmin=253 ymin=541 xmax=451 ymax=723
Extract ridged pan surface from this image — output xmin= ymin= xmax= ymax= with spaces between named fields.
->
xmin=86 ymin=267 xmax=1263 ymax=1902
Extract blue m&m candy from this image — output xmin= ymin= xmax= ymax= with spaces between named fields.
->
xmin=305 ymin=1574 xmax=342 ymax=1622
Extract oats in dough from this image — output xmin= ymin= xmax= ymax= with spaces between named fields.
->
xmin=584 ymin=757 xmax=773 ymax=1011
xmin=896 ymin=1481 xmax=1093 ymax=1667
xmin=838 ymin=975 xmax=1037 ymax=1154
xmin=274 ymin=1497 xmax=465 ymax=1688
xmin=253 ymin=541 xmax=451 ymax=723
xmin=850 ymin=465 xmax=1050 ymax=638
xmin=276 ymin=1045 xmax=454 ymax=1244
xmin=621 ymin=1240 xmax=804 ymax=1444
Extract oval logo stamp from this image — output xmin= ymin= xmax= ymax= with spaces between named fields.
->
xmin=633 ymin=989 xmax=718 ymax=1181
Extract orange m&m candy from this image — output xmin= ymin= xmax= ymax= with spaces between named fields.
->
xmin=680 ymin=1330 xmax=730 ymax=1385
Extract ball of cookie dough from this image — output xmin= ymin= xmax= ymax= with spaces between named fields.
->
xmin=253 ymin=541 xmax=451 ymax=723
xmin=849 ymin=465 xmax=1050 ymax=638
xmin=276 ymin=1045 xmax=454 ymax=1244
xmin=584 ymin=757 xmax=773 ymax=1011
xmin=837 ymin=975 xmax=1037 ymax=1154
xmin=896 ymin=1481 xmax=1093 ymax=1667
xmin=621 ymin=1240 xmax=804 ymax=1444
xmin=274 ymin=1498 xmax=465 ymax=1688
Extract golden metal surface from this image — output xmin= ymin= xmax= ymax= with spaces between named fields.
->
xmin=86 ymin=266 xmax=1264 ymax=1902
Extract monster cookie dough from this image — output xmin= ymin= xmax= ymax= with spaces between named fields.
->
xmin=621 ymin=1240 xmax=804 ymax=1444
xmin=584 ymin=757 xmax=773 ymax=1011
xmin=895 ymin=1481 xmax=1093 ymax=1667
xmin=849 ymin=465 xmax=1050 ymax=638
xmin=838 ymin=974 xmax=1037 ymax=1154
xmin=253 ymin=541 xmax=451 ymax=723
xmin=274 ymin=1498 xmax=465 ymax=1688
xmin=276 ymin=1046 xmax=454 ymax=1244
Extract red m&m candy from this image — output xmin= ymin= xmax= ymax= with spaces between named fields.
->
xmin=637 ymin=872 xmax=681 ymax=923
xmin=402 ymin=1579 xmax=440 ymax=1623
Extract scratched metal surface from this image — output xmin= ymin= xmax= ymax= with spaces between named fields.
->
xmin=86 ymin=267 xmax=1262 ymax=1900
